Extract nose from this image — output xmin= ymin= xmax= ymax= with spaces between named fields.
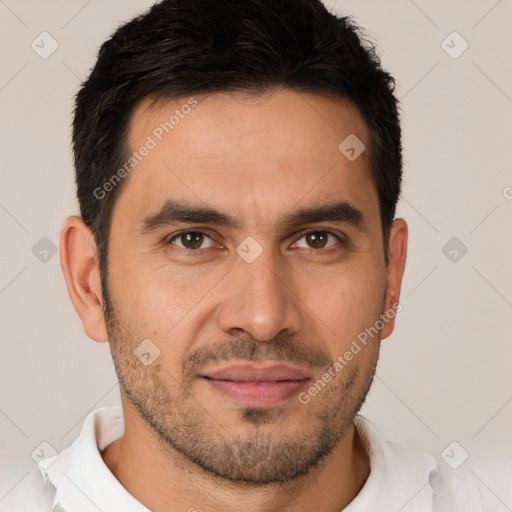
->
xmin=217 ymin=249 xmax=303 ymax=342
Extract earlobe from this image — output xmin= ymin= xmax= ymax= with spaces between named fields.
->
xmin=60 ymin=216 xmax=109 ymax=342
xmin=381 ymin=218 xmax=408 ymax=340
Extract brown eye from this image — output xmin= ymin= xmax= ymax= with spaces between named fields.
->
xmin=169 ymin=231 xmax=213 ymax=250
xmin=305 ymin=232 xmax=328 ymax=249
xmin=294 ymin=230 xmax=341 ymax=250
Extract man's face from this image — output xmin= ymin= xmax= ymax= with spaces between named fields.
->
xmin=104 ymin=89 xmax=393 ymax=483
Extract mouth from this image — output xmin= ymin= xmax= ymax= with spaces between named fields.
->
xmin=200 ymin=362 xmax=311 ymax=407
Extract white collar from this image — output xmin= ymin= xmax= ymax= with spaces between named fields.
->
xmin=43 ymin=406 xmax=149 ymax=512
xmin=39 ymin=407 xmax=438 ymax=512
xmin=345 ymin=416 xmax=438 ymax=511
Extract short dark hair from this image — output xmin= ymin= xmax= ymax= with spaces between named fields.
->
xmin=73 ymin=0 xmax=402 ymax=298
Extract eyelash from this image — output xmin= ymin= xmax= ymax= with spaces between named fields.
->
xmin=167 ymin=229 xmax=347 ymax=254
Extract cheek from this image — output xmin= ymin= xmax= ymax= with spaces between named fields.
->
xmin=109 ymin=255 xmax=225 ymax=344
xmin=302 ymin=258 xmax=386 ymax=348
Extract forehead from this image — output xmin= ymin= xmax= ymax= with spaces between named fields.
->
xmin=114 ymin=89 xmax=377 ymax=229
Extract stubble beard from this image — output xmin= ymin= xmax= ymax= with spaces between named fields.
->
xmin=104 ymin=296 xmax=379 ymax=485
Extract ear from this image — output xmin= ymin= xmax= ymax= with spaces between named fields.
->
xmin=60 ymin=216 xmax=108 ymax=342
xmin=381 ymin=218 xmax=408 ymax=340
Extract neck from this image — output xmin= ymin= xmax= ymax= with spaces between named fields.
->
xmin=101 ymin=402 xmax=370 ymax=512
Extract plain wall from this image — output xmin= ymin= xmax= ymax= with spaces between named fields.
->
xmin=1 ymin=0 xmax=511 ymax=504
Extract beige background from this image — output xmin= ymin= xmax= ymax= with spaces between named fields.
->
xmin=1 ymin=0 xmax=511 ymax=506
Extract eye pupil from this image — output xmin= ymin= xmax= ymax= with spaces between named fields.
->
xmin=306 ymin=231 xmax=328 ymax=249
xmin=182 ymin=232 xmax=203 ymax=249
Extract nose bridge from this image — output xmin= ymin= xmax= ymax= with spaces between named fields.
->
xmin=217 ymin=244 xmax=302 ymax=341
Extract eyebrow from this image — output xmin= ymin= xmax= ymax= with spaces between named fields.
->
xmin=138 ymin=199 xmax=365 ymax=235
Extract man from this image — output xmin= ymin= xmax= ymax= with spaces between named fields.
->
xmin=3 ymin=0 xmax=492 ymax=510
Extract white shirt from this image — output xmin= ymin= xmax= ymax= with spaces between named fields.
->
xmin=1 ymin=406 xmax=494 ymax=511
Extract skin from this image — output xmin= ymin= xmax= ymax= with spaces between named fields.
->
xmin=60 ymin=89 xmax=407 ymax=512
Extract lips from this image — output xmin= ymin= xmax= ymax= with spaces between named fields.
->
xmin=203 ymin=362 xmax=310 ymax=382
xmin=201 ymin=362 xmax=310 ymax=407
